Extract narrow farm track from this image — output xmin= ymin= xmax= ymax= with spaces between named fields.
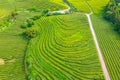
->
xmin=86 ymin=13 xmax=111 ymax=80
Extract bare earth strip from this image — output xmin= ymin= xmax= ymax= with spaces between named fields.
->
xmin=86 ymin=13 xmax=111 ymax=80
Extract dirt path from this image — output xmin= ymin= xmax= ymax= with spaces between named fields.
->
xmin=86 ymin=13 xmax=111 ymax=80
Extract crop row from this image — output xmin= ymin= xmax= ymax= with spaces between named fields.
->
xmin=26 ymin=14 xmax=104 ymax=80
xmin=91 ymin=15 xmax=120 ymax=80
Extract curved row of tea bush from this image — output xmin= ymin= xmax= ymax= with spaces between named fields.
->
xmin=26 ymin=14 xmax=104 ymax=80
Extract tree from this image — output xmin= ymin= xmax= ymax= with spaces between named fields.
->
xmin=27 ymin=19 xmax=34 ymax=27
xmin=41 ymin=9 xmax=50 ymax=16
xmin=21 ymin=22 xmax=28 ymax=28
xmin=104 ymin=0 xmax=120 ymax=33
xmin=31 ymin=15 xmax=41 ymax=20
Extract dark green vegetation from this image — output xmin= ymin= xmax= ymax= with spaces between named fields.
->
xmin=27 ymin=14 xmax=104 ymax=80
xmin=104 ymin=0 xmax=120 ymax=33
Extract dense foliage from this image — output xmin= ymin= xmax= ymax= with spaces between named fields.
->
xmin=104 ymin=0 xmax=120 ymax=33
xmin=25 ymin=27 xmax=39 ymax=39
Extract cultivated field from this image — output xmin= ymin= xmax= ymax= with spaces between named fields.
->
xmin=68 ymin=0 xmax=109 ymax=13
xmin=87 ymin=0 xmax=109 ymax=13
xmin=26 ymin=14 xmax=104 ymax=80
xmin=0 ymin=0 xmax=71 ymax=79
xmin=0 ymin=0 xmax=120 ymax=80
xmin=0 ymin=12 xmax=28 ymax=80
xmin=68 ymin=0 xmax=90 ymax=12
xmin=91 ymin=14 xmax=120 ymax=80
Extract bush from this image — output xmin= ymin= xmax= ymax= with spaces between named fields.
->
xmin=41 ymin=9 xmax=50 ymax=16
xmin=31 ymin=15 xmax=41 ymax=20
xmin=25 ymin=27 xmax=39 ymax=39
xmin=27 ymin=19 xmax=34 ymax=27
xmin=21 ymin=22 xmax=28 ymax=28
xmin=27 ymin=7 xmax=40 ymax=12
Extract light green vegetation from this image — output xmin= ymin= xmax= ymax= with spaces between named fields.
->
xmin=68 ymin=0 xmax=90 ymax=12
xmin=87 ymin=0 xmax=109 ymax=13
xmin=0 ymin=0 xmax=15 ymax=29
xmin=0 ymin=9 xmax=6 ymax=29
xmin=68 ymin=0 xmax=109 ymax=13
xmin=0 ymin=9 xmax=6 ymax=19
xmin=27 ymin=13 xmax=104 ymax=80
xmin=91 ymin=14 xmax=120 ymax=80
xmin=15 ymin=0 xmax=67 ymax=11
xmin=0 ymin=0 xmax=15 ymax=14
xmin=1 ymin=0 xmax=119 ymax=80
xmin=0 ymin=0 xmax=67 ymax=29
xmin=50 ymin=0 xmax=68 ymax=9
xmin=0 ymin=0 xmax=73 ymax=80
xmin=0 ymin=12 xmax=29 ymax=80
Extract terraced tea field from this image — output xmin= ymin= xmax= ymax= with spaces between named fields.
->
xmin=26 ymin=13 xmax=104 ymax=80
xmin=0 ymin=0 xmax=67 ymax=79
xmin=1 ymin=0 xmax=120 ymax=80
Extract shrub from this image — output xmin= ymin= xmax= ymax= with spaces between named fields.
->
xmin=27 ymin=19 xmax=34 ymax=27
xmin=41 ymin=9 xmax=50 ymax=16
xmin=21 ymin=22 xmax=28 ymax=28
xmin=25 ymin=27 xmax=39 ymax=39
xmin=31 ymin=15 xmax=41 ymax=20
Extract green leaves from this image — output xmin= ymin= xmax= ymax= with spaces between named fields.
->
xmin=25 ymin=27 xmax=39 ymax=39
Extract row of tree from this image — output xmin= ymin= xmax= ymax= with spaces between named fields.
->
xmin=104 ymin=0 xmax=120 ymax=33
xmin=21 ymin=10 xmax=50 ymax=39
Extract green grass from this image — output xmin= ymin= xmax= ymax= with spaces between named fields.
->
xmin=0 ymin=0 xmax=67 ymax=29
xmin=0 ymin=0 xmax=15 ymax=29
xmin=0 ymin=0 xmax=74 ymax=79
xmin=87 ymin=0 xmax=109 ymax=13
xmin=14 ymin=0 xmax=67 ymax=11
xmin=91 ymin=14 xmax=120 ymax=80
xmin=27 ymin=13 xmax=104 ymax=80
xmin=0 ymin=12 xmax=29 ymax=80
xmin=68 ymin=0 xmax=90 ymax=12
xmin=0 ymin=9 xmax=6 ymax=19
xmin=1 ymin=0 xmax=118 ymax=80
xmin=50 ymin=0 xmax=68 ymax=9
xmin=68 ymin=0 xmax=109 ymax=13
